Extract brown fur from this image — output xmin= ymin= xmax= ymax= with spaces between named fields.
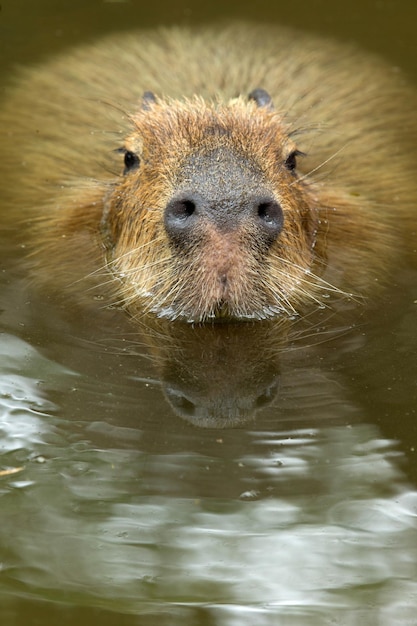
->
xmin=1 ymin=23 xmax=416 ymax=322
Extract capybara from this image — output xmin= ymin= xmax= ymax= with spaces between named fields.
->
xmin=1 ymin=23 xmax=416 ymax=322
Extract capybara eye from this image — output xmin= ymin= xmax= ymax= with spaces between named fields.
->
xmin=284 ymin=150 xmax=303 ymax=172
xmin=123 ymin=150 xmax=140 ymax=173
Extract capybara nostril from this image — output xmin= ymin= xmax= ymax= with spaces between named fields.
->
xmin=164 ymin=194 xmax=200 ymax=240
xmin=255 ymin=198 xmax=284 ymax=242
xmin=164 ymin=190 xmax=284 ymax=246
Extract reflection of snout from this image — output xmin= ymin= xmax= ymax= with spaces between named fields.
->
xmin=141 ymin=318 xmax=288 ymax=427
xmin=163 ymin=376 xmax=280 ymax=428
xmin=160 ymin=336 xmax=282 ymax=427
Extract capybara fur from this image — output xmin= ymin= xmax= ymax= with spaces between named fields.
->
xmin=1 ymin=23 xmax=416 ymax=322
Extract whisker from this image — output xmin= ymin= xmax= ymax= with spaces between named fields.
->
xmin=107 ymin=235 xmax=167 ymax=264
xmin=290 ymin=143 xmax=349 ymax=186
xmin=269 ymin=252 xmax=359 ymax=300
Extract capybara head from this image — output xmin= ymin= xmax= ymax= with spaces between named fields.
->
xmin=101 ymin=92 xmax=325 ymax=322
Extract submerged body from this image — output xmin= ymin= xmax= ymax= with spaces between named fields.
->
xmin=1 ymin=23 xmax=416 ymax=322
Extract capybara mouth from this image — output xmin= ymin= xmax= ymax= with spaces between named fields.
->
xmin=144 ymin=277 xmax=295 ymax=323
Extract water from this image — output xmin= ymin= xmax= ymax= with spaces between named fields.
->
xmin=1 ymin=1 xmax=417 ymax=624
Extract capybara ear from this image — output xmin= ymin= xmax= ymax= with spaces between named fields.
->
xmin=141 ymin=91 xmax=158 ymax=110
xmin=248 ymin=88 xmax=274 ymax=109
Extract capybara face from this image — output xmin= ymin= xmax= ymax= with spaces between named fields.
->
xmin=102 ymin=97 xmax=323 ymax=322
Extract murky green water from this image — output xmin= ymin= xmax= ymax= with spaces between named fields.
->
xmin=1 ymin=1 xmax=417 ymax=624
